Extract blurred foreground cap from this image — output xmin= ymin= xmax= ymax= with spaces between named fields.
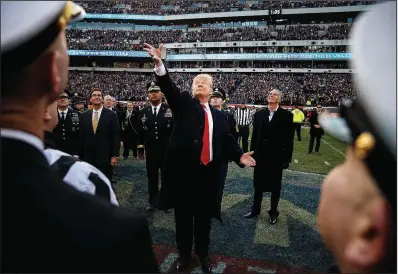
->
xmin=319 ymin=1 xmax=397 ymax=205
xmin=1 ymin=1 xmax=86 ymax=72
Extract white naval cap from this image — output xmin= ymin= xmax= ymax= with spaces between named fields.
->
xmin=319 ymin=0 xmax=396 ymax=205
xmin=319 ymin=1 xmax=396 ymax=157
xmin=1 ymin=1 xmax=86 ymax=71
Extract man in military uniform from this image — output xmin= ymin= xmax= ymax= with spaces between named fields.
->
xmin=318 ymin=2 xmax=396 ymax=273
xmin=138 ymin=81 xmax=173 ymax=212
xmin=71 ymin=92 xmax=85 ymax=113
xmin=121 ymin=99 xmax=140 ymax=159
xmin=53 ymin=92 xmax=81 ymax=156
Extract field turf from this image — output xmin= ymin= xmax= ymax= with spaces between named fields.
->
xmin=113 ymin=129 xmax=346 ymax=273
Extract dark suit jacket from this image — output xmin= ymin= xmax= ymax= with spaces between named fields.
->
xmin=250 ymin=107 xmax=294 ymax=191
xmin=79 ymin=107 xmax=120 ymax=166
xmin=153 ymin=69 xmax=243 ymax=220
xmin=222 ymin=109 xmax=238 ymax=140
xmin=1 ymin=137 xmax=158 ymax=273
xmin=309 ymin=111 xmax=325 ymax=136
xmin=53 ymin=107 xmax=81 ymax=155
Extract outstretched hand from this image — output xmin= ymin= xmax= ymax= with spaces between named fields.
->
xmin=143 ymin=43 xmax=164 ymax=67
xmin=240 ymin=151 xmax=256 ymax=167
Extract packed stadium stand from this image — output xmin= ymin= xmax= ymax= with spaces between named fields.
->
xmin=66 ymin=0 xmax=371 ymax=106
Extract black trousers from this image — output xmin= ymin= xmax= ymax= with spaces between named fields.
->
xmin=293 ymin=123 xmax=302 ymax=141
xmin=95 ymin=164 xmax=113 ymax=182
xmin=174 ymin=207 xmax=212 ymax=260
xmin=145 ymin=149 xmax=163 ymax=205
xmin=251 ymin=187 xmax=281 ymax=217
xmin=308 ymin=134 xmax=322 ymax=153
xmin=122 ymin=134 xmax=138 ymax=158
xmin=238 ymin=125 xmax=250 ymax=152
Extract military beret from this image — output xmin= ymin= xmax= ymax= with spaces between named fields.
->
xmin=319 ymin=1 xmax=396 ymax=205
xmin=146 ymin=81 xmax=161 ymax=92
xmin=211 ymin=88 xmax=226 ymax=100
xmin=1 ymin=1 xmax=86 ymax=73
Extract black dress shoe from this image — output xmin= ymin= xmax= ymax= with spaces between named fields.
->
xmin=199 ymin=257 xmax=211 ymax=273
xmin=146 ymin=205 xmax=154 ymax=211
xmin=269 ymin=215 xmax=278 ymax=224
xmin=176 ymin=257 xmax=190 ymax=272
xmin=244 ymin=212 xmax=259 ymax=219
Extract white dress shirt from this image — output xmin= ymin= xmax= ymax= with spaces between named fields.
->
xmin=151 ymin=104 xmax=160 ymax=116
xmin=268 ymin=105 xmax=279 ymax=121
xmin=154 ymin=63 xmax=214 ymax=162
xmin=92 ymin=106 xmax=103 ymax=120
xmin=58 ymin=108 xmax=69 ymax=118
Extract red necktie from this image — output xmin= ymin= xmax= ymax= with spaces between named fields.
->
xmin=201 ymin=104 xmax=210 ymax=165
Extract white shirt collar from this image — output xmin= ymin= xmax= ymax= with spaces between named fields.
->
xmin=268 ymin=105 xmax=279 ymax=113
xmin=93 ymin=106 xmax=103 ymax=114
xmin=1 ymin=129 xmax=44 ymax=152
xmin=58 ymin=108 xmax=68 ymax=115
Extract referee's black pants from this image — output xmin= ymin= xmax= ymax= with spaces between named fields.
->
xmin=238 ymin=125 xmax=250 ymax=152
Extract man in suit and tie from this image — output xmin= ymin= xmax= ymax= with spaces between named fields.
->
xmin=138 ymin=81 xmax=174 ymax=212
xmin=144 ymin=43 xmax=256 ymax=273
xmin=1 ymin=2 xmax=158 ymax=272
xmin=53 ymin=92 xmax=81 ymax=156
xmin=244 ymin=89 xmax=294 ymax=224
xmin=79 ymin=88 xmax=120 ymax=181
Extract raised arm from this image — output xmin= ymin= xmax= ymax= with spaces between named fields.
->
xmin=143 ymin=43 xmax=182 ymax=114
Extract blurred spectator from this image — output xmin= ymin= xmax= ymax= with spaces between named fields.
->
xmin=75 ymin=1 xmax=376 ymax=15
xmin=67 ymin=71 xmax=356 ymax=106
xmin=66 ymin=24 xmax=352 ymax=50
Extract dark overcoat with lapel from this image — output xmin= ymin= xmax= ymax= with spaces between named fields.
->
xmin=309 ymin=111 xmax=325 ymax=136
xmin=1 ymin=137 xmax=158 ymax=273
xmin=120 ymin=108 xmax=140 ymax=147
xmin=79 ymin=107 xmax=120 ymax=166
xmin=53 ymin=107 xmax=81 ymax=155
xmin=153 ymin=70 xmax=243 ymax=220
xmin=250 ymin=107 xmax=294 ymax=192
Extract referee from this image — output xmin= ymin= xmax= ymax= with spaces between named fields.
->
xmin=44 ymin=101 xmax=118 ymax=206
xmin=234 ymin=104 xmax=254 ymax=152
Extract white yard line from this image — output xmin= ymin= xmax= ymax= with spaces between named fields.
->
xmin=294 ymin=159 xmax=298 ymax=164
xmin=304 ymin=128 xmax=346 ymax=158
xmin=324 ymin=161 xmax=330 ymax=166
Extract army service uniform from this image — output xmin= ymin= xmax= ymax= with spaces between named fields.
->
xmin=138 ymin=103 xmax=173 ymax=207
xmin=53 ymin=106 xmax=81 ymax=155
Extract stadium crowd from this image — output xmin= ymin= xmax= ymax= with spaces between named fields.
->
xmin=66 ymin=24 xmax=351 ymax=51
xmin=76 ymin=0 xmax=376 ymax=15
xmin=66 ymin=71 xmax=356 ymax=106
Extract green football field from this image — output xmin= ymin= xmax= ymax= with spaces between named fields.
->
xmin=246 ymin=127 xmax=347 ymax=175
xmin=112 ymin=127 xmax=346 ymax=273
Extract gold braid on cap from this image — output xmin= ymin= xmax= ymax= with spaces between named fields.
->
xmin=354 ymin=132 xmax=375 ymax=160
xmin=58 ymin=1 xmax=73 ymax=30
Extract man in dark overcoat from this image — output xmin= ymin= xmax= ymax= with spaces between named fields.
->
xmin=144 ymin=43 xmax=255 ymax=273
xmin=244 ymin=89 xmax=294 ymax=224
xmin=308 ymin=105 xmax=325 ymax=154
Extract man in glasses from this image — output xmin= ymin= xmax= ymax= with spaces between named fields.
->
xmin=317 ymin=1 xmax=396 ymax=273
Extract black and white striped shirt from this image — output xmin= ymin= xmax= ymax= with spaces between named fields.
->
xmin=44 ymin=148 xmax=119 ymax=206
xmin=234 ymin=108 xmax=254 ymax=126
